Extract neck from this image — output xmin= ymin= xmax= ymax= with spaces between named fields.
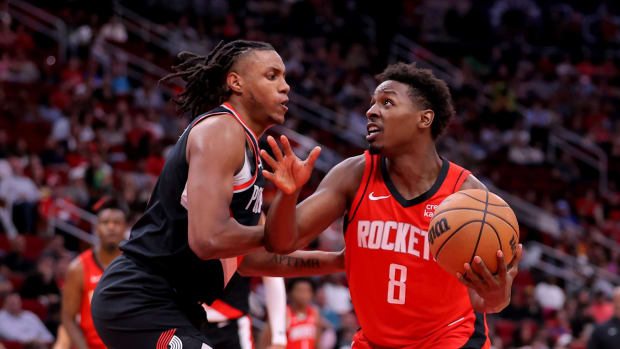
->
xmin=94 ymin=245 xmax=121 ymax=269
xmin=292 ymin=303 xmax=308 ymax=313
xmin=384 ymin=140 xmax=442 ymax=199
xmin=226 ymin=98 xmax=270 ymax=137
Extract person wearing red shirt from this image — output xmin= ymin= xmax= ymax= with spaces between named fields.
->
xmin=60 ymin=201 xmax=126 ymax=349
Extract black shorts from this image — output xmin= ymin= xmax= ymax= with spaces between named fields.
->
xmin=201 ymin=315 xmax=254 ymax=349
xmin=92 ymin=254 xmax=214 ymax=349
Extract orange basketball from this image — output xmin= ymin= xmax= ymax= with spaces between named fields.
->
xmin=428 ymin=189 xmax=519 ymax=277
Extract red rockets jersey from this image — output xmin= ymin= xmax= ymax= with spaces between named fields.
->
xmin=344 ymin=151 xmax=489 ymax=348
xmin=78 ymin=249 xmax=107 ymax=349
xmin=286 ymin=305 xmax=317 ymax=349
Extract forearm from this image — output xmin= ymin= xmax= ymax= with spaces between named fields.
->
xmin=195 ymin=221 xmax=264 ymax=260
xmin=61 ymin=318 xmax=88 ymax=349
xmin=239 ymin=250 xmax=345 ymax=277
xmin=263 ymin=277 xmax=287 ymax=346
xmin=265 ymin=190 xmax=301 ymax=253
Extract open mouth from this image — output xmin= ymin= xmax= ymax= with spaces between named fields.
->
xmin=366 ymin=124 xmax=382 ymax=141
xmin=280 ymin=100 xmax=289 ymax=112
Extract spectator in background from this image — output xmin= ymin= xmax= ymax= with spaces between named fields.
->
xmin=19 ymin=254 xmax=60 ymax=307
xmin=587 ymin=287 xmax=620 ymax=349
xmin=0 ymin=156 xmax=41 ymax=234
xmin=0 ymin=273 xmax=12 ymax=296
xmin=0 ymin=293 xmax=54 ymax=348
xmin=534 ymin=276 xmax=566 ymax=312
xmin=589 ymin=291 xmax=614 ymax=324
xmin=0 ymin=235 xmax=33 ymax=275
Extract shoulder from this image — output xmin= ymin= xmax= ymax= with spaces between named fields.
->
xmin=458 ymin=173 xmax=487 ymax=191
xmin=323 ymin=154 xmax=366 ymax=184
xmin=66 ymin=255 xmax=84 ymax=282
xmin=318 ymin=154 xmax=367 ymax=197
xmin=186 ymin=114 xmax=246 ymax=162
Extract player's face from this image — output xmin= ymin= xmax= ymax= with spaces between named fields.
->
xmin=237 ymin=50 xmax=290 ymax=125
xmin=365 ymin=80 xmax=430 ymax=155
xmin=290 ymin=281 xmax=313 ymax=307
xmin=96 ymin=209 xmax=126 ymax=252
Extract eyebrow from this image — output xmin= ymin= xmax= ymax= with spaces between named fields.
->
xmin=267 ymin=66 xmax=285 ymax=74
xmin=377 ymin=89 xmax=398 ymax=96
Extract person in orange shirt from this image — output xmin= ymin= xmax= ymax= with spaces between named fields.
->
xmin=60 ymin=201 xmax=126 ymax=349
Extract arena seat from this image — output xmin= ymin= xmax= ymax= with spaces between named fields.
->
xmin=21 ymin=298 xmax=48 ymax=321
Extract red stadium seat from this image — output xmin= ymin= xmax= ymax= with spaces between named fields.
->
xmin=0 ymin=234 xmax=10 ymax=252
xmin=21 ymin=299 xmax=48 ymax=321
xmin=1 ymin=341 xmax=24 ymax=349
xmin=7 ymin=274 xmax=24 ymax=292
xmin=22 ymin=235 xmax=47 ymax=262
xmin=495 ymin=320 xmax=516 ymax=346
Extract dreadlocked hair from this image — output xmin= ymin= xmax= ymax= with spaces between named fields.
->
xmin=160 ymin=40 xmax=275 ymax=117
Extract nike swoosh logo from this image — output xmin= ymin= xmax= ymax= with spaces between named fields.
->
xmin=369 ymin=192 xmax=391 ymax=201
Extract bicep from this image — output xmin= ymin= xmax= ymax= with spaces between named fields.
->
xmin=186 ymin=118 xmax=245 ymax=244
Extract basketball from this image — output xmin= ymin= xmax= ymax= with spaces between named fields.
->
xmin=428 ymin=189 xmax=519 ymax=277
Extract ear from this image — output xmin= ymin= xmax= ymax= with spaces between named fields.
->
xmin=226 ymin=72 xmax=243 ymax=93
xmin=419 ymin=109 xmax=434 ymax=130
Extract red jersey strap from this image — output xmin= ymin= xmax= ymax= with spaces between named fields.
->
xmin=345 ymin=151 xmax=376 ymax=227
xmin=447 ymin=162 xmax=471 ymax=193
xmin=79 ymin=249 xmax=102 ymax=282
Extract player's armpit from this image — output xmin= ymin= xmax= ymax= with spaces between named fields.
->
xmin=186 ymin=116 xmax=264 ymax=259
xmin=237 ymin=249 xmax=345 ymax=277
xmin=61 ymin=258 xmax=89 ymax=349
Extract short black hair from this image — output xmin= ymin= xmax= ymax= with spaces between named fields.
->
xmin=92 ymin=195 xmax=127 ymax=219
xmin=161 ymin=40 xmax=275 ymax=117
xmin=376 ymin=62 xmax=455 ymax=139
xmin=287 ymin=278 xmax=316 ymax=294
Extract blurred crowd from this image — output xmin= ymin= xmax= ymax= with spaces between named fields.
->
xmin=0 ymin=0 xmax=620 ymax=348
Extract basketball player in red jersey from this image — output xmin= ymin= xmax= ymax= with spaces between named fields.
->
xmin=259 ymin=62 xmax=524 ymax=348
xmin=259 ymin=278 xmax=321 ymax=349
xmin=61 ymin=201 xmax=126 ymax=349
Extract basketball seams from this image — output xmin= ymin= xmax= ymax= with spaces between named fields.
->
xmin=432 ymin=207 xmax=519 ymax=238
xmin=469 ymin=189 xmax=490 ymax=265
xmin=454 ymin=191 xmax=509 ymax=207
xmin=484 ymin=223 xmax=515 ymax=267
xmin=484 ymin=222 xmax=503 ymax=261
xmin=434 ymin=220 xmax=485 ymax=260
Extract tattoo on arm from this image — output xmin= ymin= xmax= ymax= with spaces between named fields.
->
xmin=270 ymin=255 xmax=320 ymax=268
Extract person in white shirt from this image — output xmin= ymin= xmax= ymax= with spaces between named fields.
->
xmin=0 ymin=293 xmax=54 ymax=346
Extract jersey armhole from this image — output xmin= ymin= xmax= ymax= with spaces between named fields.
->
xmin=452 ymin=168 xmax=471 ymax=193
xmin=344 ymin=151 xmax=375 ymax=230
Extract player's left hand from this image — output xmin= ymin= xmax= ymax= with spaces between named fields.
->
xmin=261 ymin=135 xmax=321 ymax=194
xmin=456 ymin=244 xmax=523 ymax=312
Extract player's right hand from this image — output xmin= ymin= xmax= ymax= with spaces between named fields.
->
xmin=261 ymin=135 xmax=321 ymax=194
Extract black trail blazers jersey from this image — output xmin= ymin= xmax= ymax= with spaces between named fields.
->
xmin=120 ymin=103 xmax=264 ymax=304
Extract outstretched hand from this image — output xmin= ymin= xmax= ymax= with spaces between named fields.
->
xmin=261 ymin=135 xmax=321 ymax=195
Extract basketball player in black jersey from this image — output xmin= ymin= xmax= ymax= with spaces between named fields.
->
xmin=91 ymin=40 xmax=321 ymax=349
